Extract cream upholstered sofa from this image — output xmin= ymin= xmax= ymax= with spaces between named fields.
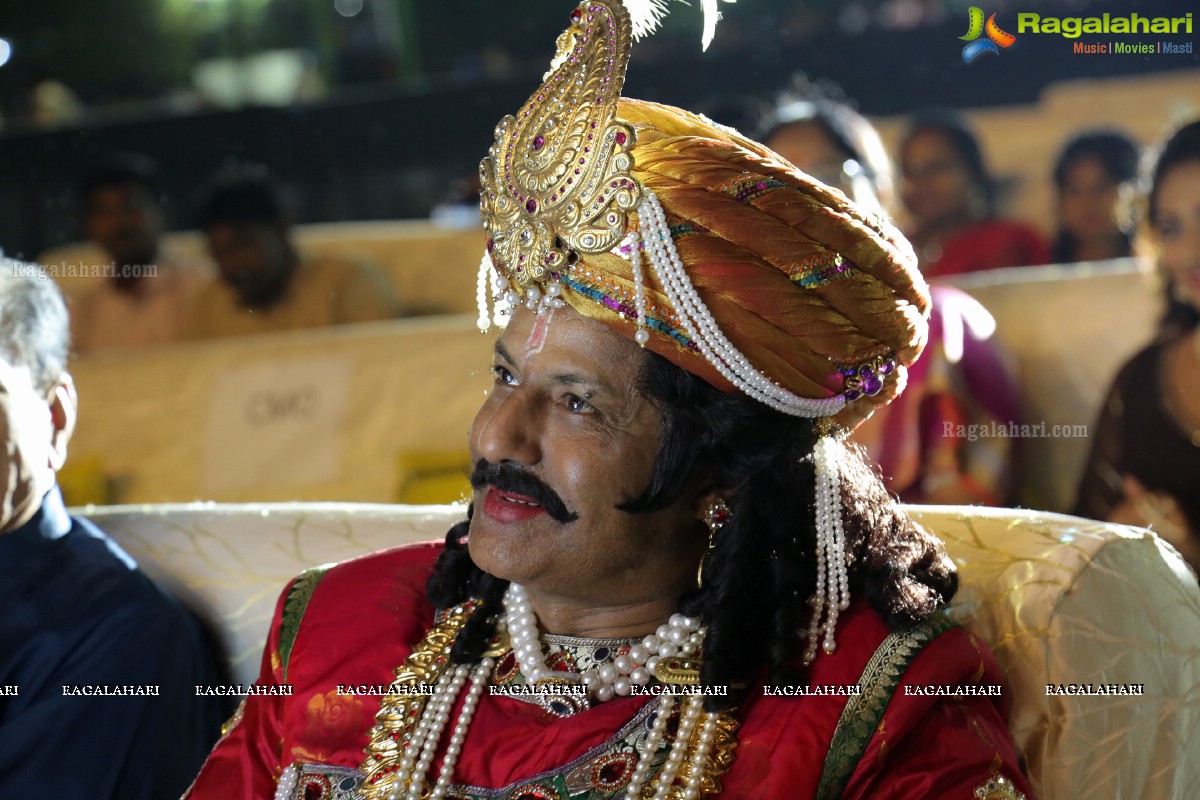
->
xmin=85 ymin=501 xmax=1200 ymax=799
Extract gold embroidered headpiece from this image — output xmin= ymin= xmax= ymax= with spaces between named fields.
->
xmin=477 ymin=0 xmax=929 ymax=431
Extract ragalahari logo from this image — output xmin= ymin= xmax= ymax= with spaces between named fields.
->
xmin=960 ymin=7 xmax=1017 ymax=62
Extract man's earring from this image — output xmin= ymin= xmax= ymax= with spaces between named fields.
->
xmin=698 ymin=499 xmax=730 ymax=589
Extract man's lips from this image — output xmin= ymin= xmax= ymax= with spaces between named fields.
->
xmin=469 ymin=459 xmax=579 ymax=523
xmin=482 ymin=486 xmax=548 ymax=523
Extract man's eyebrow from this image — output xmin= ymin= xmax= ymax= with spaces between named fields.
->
xmin=547 ymin=371 xmax=613 ymax=397
xmin=493 ymin=341 xmax=615 ymax=396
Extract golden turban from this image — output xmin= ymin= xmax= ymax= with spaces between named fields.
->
xmin=478 ymin=0 xmax=929 ymax=429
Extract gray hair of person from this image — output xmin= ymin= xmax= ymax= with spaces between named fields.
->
xmin=0 ymin=259 xmax=71 ymax=393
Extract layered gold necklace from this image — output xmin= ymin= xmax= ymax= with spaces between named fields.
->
xmin=356 ymin=602 xmax=738 ymax=800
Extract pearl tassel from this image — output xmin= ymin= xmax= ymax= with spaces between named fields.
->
xmin=804 ymin=434 xmax=849 ymax=664
xmin=477 ymin=251 xmax=566 ymax=333
xmin=475 ymin=252 xmax=493 ymax=333
xmin=492 ymin=272 xmax=512 ymax=328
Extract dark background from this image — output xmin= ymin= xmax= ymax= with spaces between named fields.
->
xmin=0 ymin=0 xmax=1195 ymax=259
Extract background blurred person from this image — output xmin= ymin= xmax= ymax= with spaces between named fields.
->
xmin=1051 ymin=129 xmax=1141 ymax=264
xmin=25 ymin=68 xmax=84 ymax=130
xmin=899 ymin=110 xmax=1050 ymax=278
xmin=430 ymin=172 xmax=486 ymax=228
xmin=71 ymin=153 xmax=211 ymax=353
xmin=759 ymin=77 xmax=893 ymax=216
xmin=1074 ymin=119 xmax=1200 ymax=568
xmin=0 ymin=260 xmax=228 ymax=799
xmin=186 ymin=167 xmax=403 ymax=339
xmin=763 ymin=84 xmax=1020 ymax=505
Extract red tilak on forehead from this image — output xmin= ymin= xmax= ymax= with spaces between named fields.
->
xmin=524 ymin=306 xmax=557 ymax=356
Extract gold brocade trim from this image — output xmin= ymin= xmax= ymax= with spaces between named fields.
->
xmin=814 ymin=613 xmax=957 ymax=800
xmin=220 ymin=697 xmax=246 ymax=736
xmin=974 ymin=775 xmax=1026 ymax=800
xmin=357 ymin=602 xmax=479 ymax=800
xmin=279 ymin=565 xmax=332 ymax=682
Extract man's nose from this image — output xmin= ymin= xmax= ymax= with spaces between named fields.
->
xmin=472 ymin=386 xmax=543 ymax=467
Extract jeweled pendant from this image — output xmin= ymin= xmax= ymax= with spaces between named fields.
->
xmin=653 ymin=657 xmax=701 ymax=685
xmin=533 ymin=676 xmax=590 ymax=717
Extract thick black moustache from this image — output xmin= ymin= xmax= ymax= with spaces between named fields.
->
xmin=469 ymin=459 xmax=579 ymax=523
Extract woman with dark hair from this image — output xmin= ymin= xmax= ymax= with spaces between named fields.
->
xmin=185 ymin=4 xmax=1029 ymax=798
xmin=758 ymin=77 xmax=894 ymax=215
xmin=899 ymin=111 xmax=1050 ymax=278
xmin=1051 ymin=129 xmax=1141 ymax=264
xmin=1075 ymin=119 xmax=1200 ymax=568
xmin=764 ymin=87 xmax=1021 ymax=505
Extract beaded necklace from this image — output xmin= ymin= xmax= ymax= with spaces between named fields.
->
xmin=356 ymin=594 xmax=738 ymax=800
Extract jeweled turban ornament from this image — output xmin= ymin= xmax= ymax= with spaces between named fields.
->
xmin=476 ymin=0 xmax=930 ymax=665
xmin=479 ymin=3 xmax=640 ymax=289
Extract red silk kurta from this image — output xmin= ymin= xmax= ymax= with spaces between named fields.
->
xmin=184 ymin=542 xmax=1031 ymax=799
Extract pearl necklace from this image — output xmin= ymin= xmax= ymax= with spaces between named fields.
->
xmin=378 ymin=594 xmax=722 ymax=800
xmin=382 ymin=674 xmax=720 ymax=800
xmin=505 ymin=583 xmax=703 ymax=702
xmin=386 ymin=658 xmax=494 ymax=800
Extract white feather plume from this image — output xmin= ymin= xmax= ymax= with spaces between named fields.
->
xmin=621 ymin=0 xmax=736 ymax=50
xmin=622 ymin=0 xmax=671 ymax=40
xmin=699 ymin=0 xmax=720 ymax=49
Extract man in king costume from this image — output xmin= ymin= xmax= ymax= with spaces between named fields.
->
xmin=185 ymin=3 xmax=1031 ymax=798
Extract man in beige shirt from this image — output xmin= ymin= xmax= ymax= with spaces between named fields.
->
xmin=70 ymin=154 xmax=211 ymax=353
xmin=186 ymin=170 xmax=401 ymax=339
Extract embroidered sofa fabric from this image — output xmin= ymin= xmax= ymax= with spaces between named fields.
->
xmin=85 ymin=502 xmax=1199 ymax=799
